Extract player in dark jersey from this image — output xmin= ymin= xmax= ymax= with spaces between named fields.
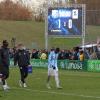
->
xmin=0 ymin=40 xmax=10 ymax=91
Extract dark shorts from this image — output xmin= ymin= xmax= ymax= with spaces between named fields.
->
xmin=0 ymin=66 xmax=9 ymax=76
xmin=19 ymin=66 xmax=28 ymax=72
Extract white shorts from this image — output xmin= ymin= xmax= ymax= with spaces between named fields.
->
xmin=48 ymin=67 xmax=58 ymax=76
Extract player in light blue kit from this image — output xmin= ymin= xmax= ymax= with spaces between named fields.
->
xmin=47 ymin=48 xmax=62 ymax=89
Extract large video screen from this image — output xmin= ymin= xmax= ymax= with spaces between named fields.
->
xmin=48 ymin=7 xmax=83 ymax=36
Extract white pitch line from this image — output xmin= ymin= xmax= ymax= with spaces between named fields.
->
xmin=12 ymin=87 xmax=100 ymax=99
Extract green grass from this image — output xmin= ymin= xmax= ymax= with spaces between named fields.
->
xmin=1 ymin=68 xmax=100 ymax=100
xmin=0 ymin=20 xmax=45 ymax=49
xmin=0 ymin=20 xmax=100 ymax=49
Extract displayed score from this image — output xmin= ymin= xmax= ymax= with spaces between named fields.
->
xmin=48 ymin=7 xmax=83 ymax=36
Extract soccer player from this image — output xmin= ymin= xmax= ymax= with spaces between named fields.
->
xmin=0 ymin=40 xmax=10 ymax=91
xmin=14 ymin=44 xmax=30 ymax=88
xmin=46 ymin=48 xmax=62 ymax=89
xmin=0 ymin=43 xmax=2 ymax=84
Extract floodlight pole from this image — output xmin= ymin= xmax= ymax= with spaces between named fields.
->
xmin=45 ymin=0 xmax=49 ymax=50
xmin=45 ymin=14 xmax=48 ymax=50
xmin=82 ymin=4 xmax=86 ymax=51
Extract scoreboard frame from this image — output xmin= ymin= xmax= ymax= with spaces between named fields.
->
xmin=45 ymin=4 xmax=86 ymax=49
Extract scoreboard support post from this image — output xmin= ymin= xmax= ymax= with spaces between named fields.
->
xmin=82 ymin=4 xmax=86 ymax=51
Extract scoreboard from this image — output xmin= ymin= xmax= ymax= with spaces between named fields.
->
xmin=48 ymin=6 xmax=84 ymax=36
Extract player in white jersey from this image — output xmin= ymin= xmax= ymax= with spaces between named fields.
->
xmin=47 ymin=48 xmax=62 ymax=89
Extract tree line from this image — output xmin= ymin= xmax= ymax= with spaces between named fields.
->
xmin=0 ymin=0 xmax=32 ymax=20
xmin=0 ymin=0 xmax=100 ymax=25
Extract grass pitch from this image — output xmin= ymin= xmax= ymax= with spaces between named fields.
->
xmin=0 ymin=68 xmax=100 ymax=100
xmin=0 ymin=20 xmax=100 ymax=49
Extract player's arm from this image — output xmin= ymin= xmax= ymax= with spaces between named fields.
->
xmin=14 ymin=51 xmax=18 ymax=66
xmin=26 ymin=50 xmax=30 ymax=65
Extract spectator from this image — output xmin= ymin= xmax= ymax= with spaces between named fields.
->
xmin=58 ymin=49 xmax=66 ymax=60
xmin=64 ymin=50 xmax=70 ymax=59
xmin=79 ymin=50 xmax=84 ymax=61
xmin=40 ymin=50 xmax=47 ymax=60
xmin=72 ymin=47 xmax=80 ymax=60
xmin=90 ymin=52 xmax=97 ymax=59
xmin=31 ymin=49 xmax=39 ymax=59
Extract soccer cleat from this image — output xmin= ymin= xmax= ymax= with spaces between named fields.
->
xmin=19 ymin=80 xmax=23 ymax=87
xmin=23 ymin=83 xmax=27 ymax=88
xmin=6 ymin=85 xmax=10 ymax=90
xmin=3 ymin=85 xmax=10 ymax=91
xmin=3 ymin=85 xmax=7 ymax=91
xmin=46 ymin=84 xmax=51 ymax=89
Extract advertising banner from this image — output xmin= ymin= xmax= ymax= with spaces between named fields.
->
xmin=87 ymin=60 xmax=100 ymax=72
xmin=10 ymin=59 xmax=100 ymax=72
xmin=31 ymin=59 xmax=86 ymax=71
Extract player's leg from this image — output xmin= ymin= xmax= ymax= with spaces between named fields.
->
xmin=54 ymin=70 xmax=60 ymax=87
xmin=2 ymin=68 xmax=10 ymax=91
xmin=23 ymin=67 xmax=28 ymax=87
xmin=46 ymin=68 xmax=52 ymax=89
xmin=54 ymin=70 xmax=62 ymax=89
xmin=2 ymin=76 xmax=10 ymax=90
xmin=23 ymin=67 xmax=28 ymax=79
xmin=0 ymin=74 xmax=2 ymax=84
xmin=19 ymin=67 xmax=25 ymax=87
xmin=47 ymin=75 xmax=51 ymax=89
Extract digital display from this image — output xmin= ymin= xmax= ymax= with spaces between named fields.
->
xmin=48 ymin=7 xmax=83 ymax=36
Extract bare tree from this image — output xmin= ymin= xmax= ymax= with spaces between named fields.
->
xmin=0 ymin=0 xmax=32 ymax=20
